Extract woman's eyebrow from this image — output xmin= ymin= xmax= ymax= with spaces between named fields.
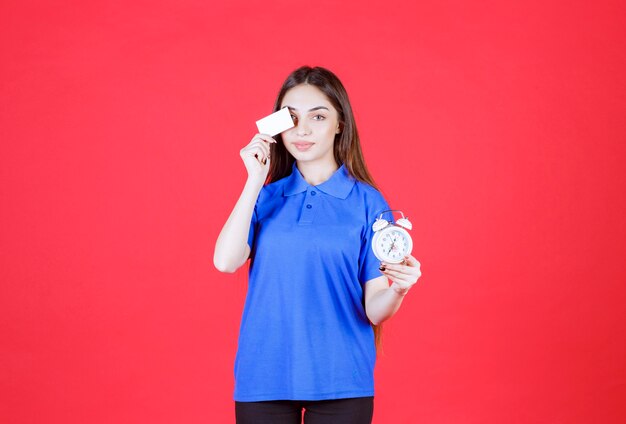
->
xmin=285 ymin=106 xmax=329 ymax=112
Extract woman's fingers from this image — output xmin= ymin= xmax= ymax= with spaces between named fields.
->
xmin=248 ymin=134 xmax=276 ymax=163
xmin=383 ymin=256 xmax=421 ymax=274
xmin=380 ymin=255 xmax=422 ymax=286
xmin=254 ymin=133 xmax=277 ymax=144
xmin=381 ymin=263 xmax=414 ymax=276
xmin=252 ymin=144 xmax=270 ymax=163
xmin=381 ymin=268 xmax=413 ymax=284
xmin=242 ymin=141 xmax=270 ymax=163
xmin=404 ymin=254 xmax=421 ymax=269
xmin=381 ymin=263 xmax=407 ymax=273
xmin=241 ymin=147 xmax=266 ymax=165
xmin=240 ymin=133 xmax=277 ymax=180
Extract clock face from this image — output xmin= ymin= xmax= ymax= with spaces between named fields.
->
xmin=372 ymin=226 xmax=413 ymax=263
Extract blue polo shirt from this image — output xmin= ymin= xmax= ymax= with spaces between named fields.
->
xmin=234 ymin=161 xmax=390 ymax=402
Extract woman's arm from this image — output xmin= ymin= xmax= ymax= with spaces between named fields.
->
xmin=213 ymin=178 xmax=263 ymax=273
xmin=214 ymin=133 xmax=275 ymax=273
xmin=364 ymin=255 xmax=422 ymax=324
xmin=364 ymin=276 xmax=408 ymax=325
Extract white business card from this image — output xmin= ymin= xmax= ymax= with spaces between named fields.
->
xmin=255 ymin=107 xmax=295 ymax=136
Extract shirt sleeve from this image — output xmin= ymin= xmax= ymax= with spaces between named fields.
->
xmin=358 ymin=191 xmax=391 ymax=285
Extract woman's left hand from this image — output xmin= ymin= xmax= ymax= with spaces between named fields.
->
xmin=379 ymin=254 xmax=422 ymax=296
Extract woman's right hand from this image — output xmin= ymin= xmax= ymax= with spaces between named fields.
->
xmin=239 ymin=133 xmax=277 ymax=184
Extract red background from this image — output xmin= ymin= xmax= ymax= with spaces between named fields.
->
xmin=2 ymin=0 xmax=625 ymax=422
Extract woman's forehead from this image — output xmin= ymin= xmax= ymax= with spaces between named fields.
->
xmin=281 ymin=84 xmax=334 ymax=110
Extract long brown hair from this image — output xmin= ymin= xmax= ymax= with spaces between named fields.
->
xmin=264 ymin=66 xmax=386 ymax=354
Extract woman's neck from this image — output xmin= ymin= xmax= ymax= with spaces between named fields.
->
xmin=296 ymin=160 xmax=340 ymax=186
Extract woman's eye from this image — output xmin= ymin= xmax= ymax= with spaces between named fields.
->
xmin=290 ymin=115 xmax=298 ymax=122
xmin=313 ymin=115 xmax=325 ymax=120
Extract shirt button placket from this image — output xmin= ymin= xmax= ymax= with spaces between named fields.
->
xmin=299 ymin=188 xmax=319 ymax=225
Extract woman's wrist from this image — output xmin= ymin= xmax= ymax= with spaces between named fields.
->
xmin=245 ymin=177 xmax=265 ymax=191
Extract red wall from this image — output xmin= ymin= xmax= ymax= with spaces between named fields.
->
xmin=2 ymin=0 xmax=625 ymax=422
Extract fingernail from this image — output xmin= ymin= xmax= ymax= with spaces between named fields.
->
xmin=379 ymin=265 xmax=386 ymax=271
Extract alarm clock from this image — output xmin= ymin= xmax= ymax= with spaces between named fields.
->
xmin=371 ymin=210 xmax=413 ymax=264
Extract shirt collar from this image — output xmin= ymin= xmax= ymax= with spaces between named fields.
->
xmin=283 ymin=162 xmax=356 ymax=199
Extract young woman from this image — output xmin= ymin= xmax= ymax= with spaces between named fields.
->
xmin=214 ymin=66 xmax=422 ymax=424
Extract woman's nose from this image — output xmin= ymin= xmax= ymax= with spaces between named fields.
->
xmin=296 ymin=120 xmax=311 ymax=136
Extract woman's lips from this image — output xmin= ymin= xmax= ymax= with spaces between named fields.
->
xmin=293 ymin=142 xmax=314 ymax=151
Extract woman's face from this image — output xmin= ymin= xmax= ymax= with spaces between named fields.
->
xmin=280 ymin=84 xmax=341 ymax=167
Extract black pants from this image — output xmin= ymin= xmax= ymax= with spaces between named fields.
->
xmin=235 ymin=396 xmax=374 ymax=424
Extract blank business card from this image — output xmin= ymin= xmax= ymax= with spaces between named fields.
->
xmin=256 ymin=107 xmax=295 ymax=136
